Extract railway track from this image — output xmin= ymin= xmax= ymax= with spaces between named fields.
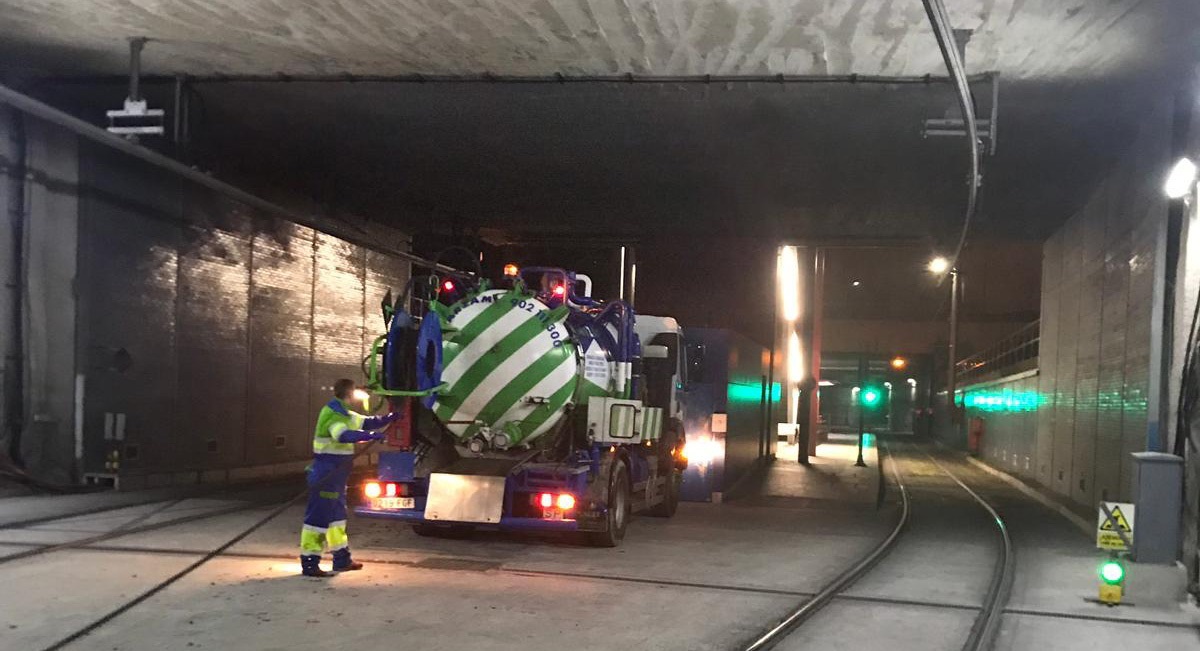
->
xmin=0 ymin=489 xmax=294 ymax=567
xmin=740 ymin=439 xmax=1014 ymax=651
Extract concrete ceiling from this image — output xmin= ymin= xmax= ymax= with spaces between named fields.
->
xmin=5 ymin=1 xmax=1196 ymax=247
xmin=0 ymin=1 xmax=1188 ymax=81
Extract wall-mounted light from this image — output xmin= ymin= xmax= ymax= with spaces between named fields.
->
xmin=1165 ymin=157 xmax=1198 ymax=199
xmin=778 ymin=246 xmax=800 ymax=322
xmin=928 ymin=256 xmax=950 ymax=274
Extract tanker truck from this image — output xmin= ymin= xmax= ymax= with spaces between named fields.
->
xmin=353 ymin=266 xmax=688 ymax=546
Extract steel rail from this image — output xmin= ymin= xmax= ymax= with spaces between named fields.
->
xmin=739 ymin=439 xmax=910 ymax=651
xmin=0 ymin=500 xmax=266 ymax=566
xmin=0 ymin=476 xmax=304 ymax=530
xmin=0 ymin=495 xmax=190 ymax=530
xmin=37 ymin=441 xmax=378 ymax=651
xmin=923 ymin=450 xmax=1014 ymax=651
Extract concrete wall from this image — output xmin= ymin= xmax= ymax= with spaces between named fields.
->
xmin=954 ymin=97 xmax=1176 ymax=517
xmin=0 ymin=112 xmax=412 ymax=485
xmin=1035 ymin=98 xmax=1174 ymax=508
xmin=962 ymin=372 xmax=1040 ymax=480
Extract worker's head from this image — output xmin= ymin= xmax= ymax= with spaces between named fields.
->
xmin=333 ymin=378 xmax=356 ymax=401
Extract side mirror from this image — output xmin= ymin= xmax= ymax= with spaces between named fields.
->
xmin=643 ymin=344 xmax=669 ymax=359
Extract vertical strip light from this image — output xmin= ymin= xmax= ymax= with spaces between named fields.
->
xmin=618 ymin=246 xmax=626 ymax=300
xmin=778 ymin=245 xmax=802 ymax=426
xmin=779 ymin=246 xmax=800 ymax=322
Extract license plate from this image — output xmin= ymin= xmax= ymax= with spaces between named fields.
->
xmin=372 ymin=497 xmax=414 ymax=510
xmin=544 ymin=509 xmax=564 ymax=521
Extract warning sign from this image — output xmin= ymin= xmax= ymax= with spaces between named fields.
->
xmin=1096 ymin=502 xmax=1135 ymax=551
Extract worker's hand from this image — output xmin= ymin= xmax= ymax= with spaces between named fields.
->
xmin=382 ymin=411 xmax=402 ymax=424
xmin=367 ymin=431 xmax=387 ymax=441
xmin=360 ymin=412 xmax=401 ymax=430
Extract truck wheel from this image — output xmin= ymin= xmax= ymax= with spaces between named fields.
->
xmin=586 ymin=459 xmax=630 ymax=547
xmin=648 ymin=419 xmax=683 ymax=517
xmin=413 ymin=523 xmax=473 ymax=539
xmin=647 ymin=467 xmax=680 ymax=517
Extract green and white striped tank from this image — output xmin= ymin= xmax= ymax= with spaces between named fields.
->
xmin=431 ymin=289 xmax=585 ymax=447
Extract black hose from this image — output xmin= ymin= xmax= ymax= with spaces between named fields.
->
xmin=920 ymin=0 xmax=982 ymax=269
xmin=39 ymin=441 xmax=378 ymax=651
xmin=1174 ymin=282 xmax=1200 ymax=457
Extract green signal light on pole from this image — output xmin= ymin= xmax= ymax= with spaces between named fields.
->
xmin=1099 ymin=559 xmax=1125 ymax=585
xmin=861 ymin=389 xmax=881 ymax=406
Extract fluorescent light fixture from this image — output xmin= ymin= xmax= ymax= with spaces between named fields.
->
xmin=1165 ymin=157 xmax=1198 ymax=199
xmin=818 ymin=380 xmax=836 ymax=387
xmin=778 ymin=246 xmax=800 ymax=322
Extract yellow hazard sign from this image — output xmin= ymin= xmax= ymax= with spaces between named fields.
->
xmin=1096 ymin=502 xmax=1135 ymax=551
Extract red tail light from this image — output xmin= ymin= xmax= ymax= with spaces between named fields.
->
xmin=385 ymin=483 xmax=398 ymax=497
xmin=539 ymin=493 xmax=553 ymax=508
xmin=364 ymin=481 xmax=382 ymax=499
xmin=556 ymin=494 xmax=576 ymax=510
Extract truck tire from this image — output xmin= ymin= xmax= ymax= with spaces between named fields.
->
xmin=646 ymin=467 xmax=680 ymax=517
xmin=648 ymin=420 xmax=682 ymax=517
xmin=586 ymin=458 xmax=630 ymax=547
xmin=412 ymin=523 xmax=473 ymax=539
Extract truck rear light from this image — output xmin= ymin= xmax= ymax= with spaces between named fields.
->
xmin=385 ymin=483 xmax=398 ymax=497
xmin=364 ymin=481 xmax=382 ymax=499
xmin=556 ymin=494 xmax=576 ymax=510
xmin=539 ymin=493 xmax=554 ymax=508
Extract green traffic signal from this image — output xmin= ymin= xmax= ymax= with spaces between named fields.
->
xmin=1099 ymin=559 xmax=1125 ymax=585
xmin=861 ymin=388 xmax=881 ymax=406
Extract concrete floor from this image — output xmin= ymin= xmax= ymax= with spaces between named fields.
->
xmin=0 ymin=439 xmax=1196 ymax=650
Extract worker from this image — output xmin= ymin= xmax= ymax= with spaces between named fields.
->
xmin=300 ymin=379 xmax=398 ymax=577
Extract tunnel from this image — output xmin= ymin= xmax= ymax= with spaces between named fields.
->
xmin=2 ymin=2 xmax=1200 ymax=649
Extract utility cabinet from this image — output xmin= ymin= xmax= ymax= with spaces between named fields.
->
xmin=1131 ymin=452 xmax=1183 ymax=563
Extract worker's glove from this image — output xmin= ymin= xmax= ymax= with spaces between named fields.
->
xmin=336 ymin=429 xmax=382 ymax=444
xmin=361 ymin=412 xmax=402 ymax=430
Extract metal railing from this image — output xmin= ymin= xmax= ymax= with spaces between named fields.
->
xmin=955 ymin=320 xmax=1039 ymax=386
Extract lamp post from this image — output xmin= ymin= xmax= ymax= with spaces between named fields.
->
xmin=929 ymin=256 xmax=959 ymax=417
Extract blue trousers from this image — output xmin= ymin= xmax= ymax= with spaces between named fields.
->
xmin=300 ymin=454 xmax=352 ymax=556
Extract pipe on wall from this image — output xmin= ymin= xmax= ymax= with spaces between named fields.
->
xmin=37 ymin=72 xmax=998 ymax=86
xmin=1 ymin=109 xmax=26 ymax=467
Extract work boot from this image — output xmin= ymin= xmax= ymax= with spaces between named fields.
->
xmin=300 ymin=554 xmax=331 ymax=577
xmin=332 ymin=548 xmax=363 ymax=572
